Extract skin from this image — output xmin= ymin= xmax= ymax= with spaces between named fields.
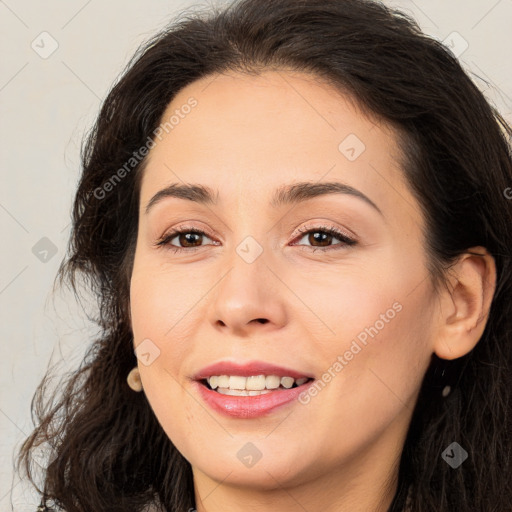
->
xmin=129 ymin=69 xmax=496 ymax=512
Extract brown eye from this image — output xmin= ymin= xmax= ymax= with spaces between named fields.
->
xmin=155 ymin=227 xmax=216 ymax=251
xmin=304 ymin=230 xmax=334 ymax=247
xmin=292 ymin=226 xmax=357 ymax=251
xmin=173 ymin=232 xmax=205 ymax=248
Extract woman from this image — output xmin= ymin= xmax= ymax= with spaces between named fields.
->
xmin=16 ymin=0 xmax=512 ymax=510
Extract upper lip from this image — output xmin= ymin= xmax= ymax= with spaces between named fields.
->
xmin=193 ymin=360 xmax=315 ymax=380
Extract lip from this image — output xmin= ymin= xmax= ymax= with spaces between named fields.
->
xmin=192 ymin=378 xmax=315 ymax=419
xmin=192 ymin=360 xmax=315 ymax=380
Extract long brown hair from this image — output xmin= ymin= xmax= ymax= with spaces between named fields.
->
xmin=15 ymin=0 xmax=512 ymax=510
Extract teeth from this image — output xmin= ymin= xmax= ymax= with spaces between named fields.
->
xmin=217 ymin=388 xmax=273 ymax=396
xmin=217 ymin=375 xmax=229 ymax=388
xmin=266 ymin=375 xmax=281 ymax=389
xmin=280 ymin=376 xmax=295 ymax=389
xmin=247 ymin=375 xmax=266 ymax=390
xmin=205 ymin=374 xmax=311 ymax=391
xmin=229 ymin=375 xmax=247 ymax=389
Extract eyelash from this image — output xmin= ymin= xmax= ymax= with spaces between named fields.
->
xmin=154 ymin=224 xmax=357 ymax=254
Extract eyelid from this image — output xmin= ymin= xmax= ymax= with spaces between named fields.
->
xmin=154 ymin=223 xmax=217 ymax=247
xmin=291 ymin=222 xmax=357 ymax=243
xmin=154 ymin=221 xmax=358 ymax=252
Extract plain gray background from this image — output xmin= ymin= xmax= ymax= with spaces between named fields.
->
xmin=1 ymin=0 xmax=511 ymax=510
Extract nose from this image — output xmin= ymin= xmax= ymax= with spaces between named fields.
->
xmin=208 ymin=241 xmax=287 ymax=336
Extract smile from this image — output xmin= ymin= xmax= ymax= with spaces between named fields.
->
xmin=204 ymin=374 xmax=312 ymax=395
xmin=194 ymin=375 xmax=315 ymax=418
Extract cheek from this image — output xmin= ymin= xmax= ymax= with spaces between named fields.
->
xmin=287 ymin=261 xmax=403 ymax=357
xmin=341 ymin=280 xmax=434 ymax=412
xmin=130 ymin=260 xmax=205 ymax=345
xmin=128 ymin=264 xmax=193 ymax=415
xmin=306 ymin=294 xmax=433 ymax=464
xmin=129 ymin=266 xmax=198 ymax=448
xmin=299 ymin=256 xmax=434 ymax=412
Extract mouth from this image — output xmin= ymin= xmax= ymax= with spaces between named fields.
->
xmin=191 ymin=360 xmax=316 ymax=417
xmin=199 ymin=375 xmax=315 ymax=396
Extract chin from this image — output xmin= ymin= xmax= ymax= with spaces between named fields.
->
xmin=190 ymin=444 xmax=315 ymax=490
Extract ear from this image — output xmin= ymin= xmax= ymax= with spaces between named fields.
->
xmin=433 ymin=247 xmax=496 ymax=360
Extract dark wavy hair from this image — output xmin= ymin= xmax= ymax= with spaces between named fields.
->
xmin=14 ymin=0 xmax=512 ymax=511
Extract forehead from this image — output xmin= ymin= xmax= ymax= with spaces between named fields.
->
xmin=139 ymin=69 xmax=422 ymax=230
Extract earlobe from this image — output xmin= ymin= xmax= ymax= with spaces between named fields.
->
xmin=433 ymin=247 xmax=496 ymax=360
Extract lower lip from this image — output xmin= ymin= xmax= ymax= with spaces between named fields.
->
xmin=192 ymin=379 xmax=315 ymax=418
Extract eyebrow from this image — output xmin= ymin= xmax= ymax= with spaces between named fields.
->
xmin=144 ymin=181 xmax=383 ymax=216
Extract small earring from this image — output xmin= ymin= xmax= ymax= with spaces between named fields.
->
xmin=441 ymin=385 xmax=452 ymax=398
xmin=437 ymin=365 xmax=452 ymax=398
xmin=430 ymin=354 xmax=468 ymax=398
xmin=127 ymin=367 xmax=143 ymax=392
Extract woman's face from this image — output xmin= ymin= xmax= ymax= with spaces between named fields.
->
xmin=130 ymin=70 xmax=438 ymax=495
